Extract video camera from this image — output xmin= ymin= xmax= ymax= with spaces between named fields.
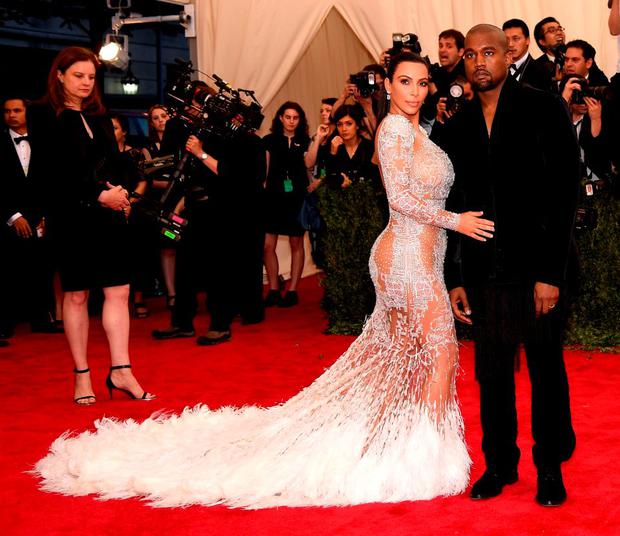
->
xmin=166 ymin=58 xmax=264 ymax=140
xmin=133 ymin=59 xmax=264 ymax=242
xmin=384 ymin=32 xmax=422 ymax=67
xmin=349 ymin=70 xmax=379 ymax=98
xmin=568 ymin=76 xmax=614 ymax=105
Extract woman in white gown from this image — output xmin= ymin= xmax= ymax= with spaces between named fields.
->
xmin=34 ymin=52 xmax=494 ymax=509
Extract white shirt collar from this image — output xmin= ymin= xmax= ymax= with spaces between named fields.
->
xmin=9 ymin=128 xmax=28 ymax=140
xmin=513 ymin=52 xmax=530 ymax=70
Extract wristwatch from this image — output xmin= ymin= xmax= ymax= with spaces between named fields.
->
xmin=200 ymin=152 xmax=208 ymax=161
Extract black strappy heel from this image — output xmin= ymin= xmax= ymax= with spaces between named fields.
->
xmin=106 ymin=364 xmax=155 ymax=401
xmin=73 ymin=368 xmax=96 ymax=406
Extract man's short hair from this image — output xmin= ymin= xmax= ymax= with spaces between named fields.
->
xmin=502 ymin=18 xmax=530 ymax=38
xmin=534 ymin=16 xmax=559 ymax=52
xmin=321 ymin=97 xmax=337 ymax=106
xmin=439 ymin=29 xmax=465 ymax=50
xmin=2 ymin=96 xmax=28 ymax=109
xmin=565 ymin=39 xmax=596 ymax=61
xmin=362 ymin=64 xmax=387 ymax=79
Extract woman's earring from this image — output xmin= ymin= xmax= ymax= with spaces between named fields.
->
xmin=386 ymin=92 xmax=391 ymax=101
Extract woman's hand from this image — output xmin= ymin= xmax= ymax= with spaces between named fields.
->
xmin=185 ymin=135 xmax=203 ymax=157
xmin=331 ymin=135 xmax=344 ymax=155
xmin=98 ymin=182 xmax=130 ymax=211
xmin=316 ymin=124 xmax=330 ymax=141
xmin=341 ymin=173 xmax=352 ymax=188
xmin=456 ymin=211 xmax=494 ymax=241
xmin=307 ymin=178 xmax=322 ymax=193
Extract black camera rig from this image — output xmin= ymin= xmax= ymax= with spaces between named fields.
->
xmin=133 ymin=58 xmax=264 ymax=241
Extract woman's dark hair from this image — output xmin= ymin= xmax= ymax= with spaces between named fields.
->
xmin=110 ymin=113 xmax=129 ymax=133
xmin=270 ymin=101 xmax=309 ymax=141
xmin=378 ymin=52 xmax=430 ymax=124
xmin=147 ymin=104 xmax=169 ymax=143
xmin=321 ymin=97 xmax=337 ymax=106
xmin=45 ymin=46 xmax=105 ymax=116
xmin=332 ymin=104 xmax=365 ymax=130
xmin=386 ymin=51 xmax=429 ymax=81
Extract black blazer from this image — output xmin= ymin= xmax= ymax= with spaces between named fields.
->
xmin=517 ymin=53 xmax=550 ymax=91
xmin=0 ymin=129 xmax=42 ymax=225
xmin=431 ymin=76 xmax=580 ymax=290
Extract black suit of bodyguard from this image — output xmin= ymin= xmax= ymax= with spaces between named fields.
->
xmin=432 ymin=34 xmax=580 ymax=503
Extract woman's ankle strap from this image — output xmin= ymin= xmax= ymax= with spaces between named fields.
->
xmin=73 ymin=368 xmax=90 ymax=374
xmin=110 ymin=364 xmax=132 ymax=370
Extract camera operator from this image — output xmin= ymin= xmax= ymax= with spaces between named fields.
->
xmin=152 ymin=80 xmax=266 ymax=344
xmin=331 ymin=64 xmax=385 ymax=136
xmin=561 ymin=40 xmax=613 ymax=184
xmin=421 ymin=30 xmax=465 ymax=124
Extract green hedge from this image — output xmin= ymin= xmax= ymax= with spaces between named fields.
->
xmin=317 ymin=180 xmax=387 ymax=334
xmin=318 ymin=182 xmax=619 ymax=348
xmin=566 ymin=193 xmax=620 ymax=348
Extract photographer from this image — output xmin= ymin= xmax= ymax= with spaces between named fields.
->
xmin=532 ymin=17 xmax=567 ymax=92
xmin=153 ymin=80 xmax=266 ymax=344
xmin=435 ymin=74 xmax=474 ymax=124
xmin=561 ymin=40 xmax=612 ymax=183
xmin=330 ymin=64 xmax=384 ymax=137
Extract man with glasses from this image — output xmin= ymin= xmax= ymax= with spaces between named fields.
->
xmin=533 ymin=17 xmax=566 ymax=92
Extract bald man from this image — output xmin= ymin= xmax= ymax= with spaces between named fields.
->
xmin=432 ymin=24 xmax=580 ymax=507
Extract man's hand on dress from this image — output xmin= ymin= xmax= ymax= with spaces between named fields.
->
xmin=449 ymin=287 xmax=472 ymax=325
xmin=457 ymin=211 xmax=495 ymax=241
xmin=534 ymin=282 xmax=559 ymax=318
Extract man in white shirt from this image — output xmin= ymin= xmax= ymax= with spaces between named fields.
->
xmin=502 ymin=19 xmax=547 ymax=90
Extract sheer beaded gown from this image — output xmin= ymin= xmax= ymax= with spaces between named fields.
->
xmin=34 ymin=113 xmax=470 ymax=509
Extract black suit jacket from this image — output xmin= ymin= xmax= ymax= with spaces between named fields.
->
xmin=431 ymin=76 xmax=580 ymax=290
xmin=517 ymin=53 xmax=549 ymax=91
xmin=0 ymin=129 xmax=42 ymax=226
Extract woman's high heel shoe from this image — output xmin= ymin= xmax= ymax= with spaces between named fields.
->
xmin=73 ymin=368 xmax=96 ymax=406
xmin=106 ymin=364 xmax=156 ymax=401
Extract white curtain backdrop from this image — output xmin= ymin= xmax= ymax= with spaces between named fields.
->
xmin=191 ymin=0 xmax=617 ymax=279
xmin=194 ymin=0 xmax=618 ymax=122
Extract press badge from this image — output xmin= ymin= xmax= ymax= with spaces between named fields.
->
xmin=283 ymin=177 xmax=293 ymax=192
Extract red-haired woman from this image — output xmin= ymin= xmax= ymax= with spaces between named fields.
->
xmin=28 ymin=47 xmax=155 ymax=405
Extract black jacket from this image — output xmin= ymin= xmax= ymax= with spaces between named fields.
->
xmin=431 ymin=76 xmax=580 ymax=290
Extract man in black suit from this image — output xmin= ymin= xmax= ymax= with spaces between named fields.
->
xmin=0 ymin=97 xmax=60 ymax=335
xmin=532 ymin=17 xmax=566 ymax=92
xmin=502 ymin=19 xmax=547 ymax=90
xmin=431 ymin=25 xmax=580 ymax=507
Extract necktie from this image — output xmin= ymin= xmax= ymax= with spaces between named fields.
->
xmin=14 ymin=135 xmax=29 ymax=145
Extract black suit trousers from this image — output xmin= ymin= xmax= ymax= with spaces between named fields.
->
xmin=468 ymin=283 xmax=576 ymax=472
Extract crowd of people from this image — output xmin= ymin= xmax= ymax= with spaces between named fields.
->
xmin=4 ymin=4 xmax=620 ymax=511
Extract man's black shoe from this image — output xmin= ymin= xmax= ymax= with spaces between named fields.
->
xmin=196 ymin=331 xmax=231 ymax=346
xmin=470 ymin=468 xmax=519 ymax=500
xmin=152 ymin=327 xmax=195 ymax=340
xmin=31 ymin=322 xmax=64 ymax=334
xmin=536 ymin=467 xmax=566 ymax=506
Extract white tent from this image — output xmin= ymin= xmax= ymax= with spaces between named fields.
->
xmin=191 ymin=0 xmax=618 ymax=134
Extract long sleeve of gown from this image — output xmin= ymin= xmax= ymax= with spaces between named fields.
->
xmin=377 ymin=114 xmax=460 ymax=231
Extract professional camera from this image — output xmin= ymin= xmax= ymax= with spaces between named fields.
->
xmin=384 ymin=32 xmax=423 ymax=67
xmin=445 ymin=82 xmax=466 ymax=114
xmin=325 ymin=168 xmax=367 ymax=189
xmin=349 ymin=70 xmax=379 ymax=98
xmin=166 ymin=58 xmax=264 ymax=140
xmin=568 ymin=76 xmax=614 ymax=105
xmin=552 ymin=44 xmax=567 ymax=70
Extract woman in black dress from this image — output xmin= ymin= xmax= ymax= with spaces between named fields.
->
xmin=262 ymin=102 xmax=310 ymax=307
xmin=28 ymin=47 xmax=155 ymax=405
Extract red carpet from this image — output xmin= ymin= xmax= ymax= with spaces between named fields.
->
xmin=1 ymin=275 xmax=619 ymax=535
